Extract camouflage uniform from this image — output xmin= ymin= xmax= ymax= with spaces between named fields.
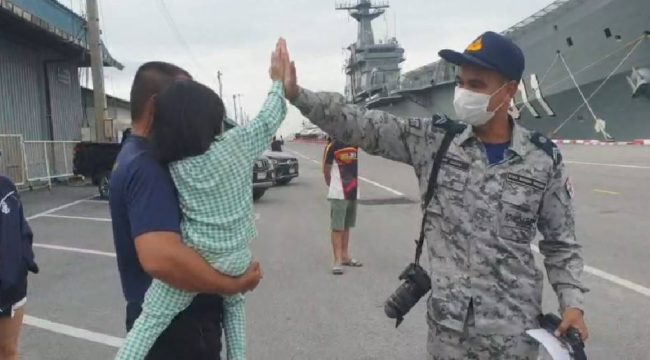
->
xmin=291 ymin=88 xmax=587 ymax=359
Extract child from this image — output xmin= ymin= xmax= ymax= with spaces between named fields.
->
xmin=116 ymin=43 xmax=289 ymax=360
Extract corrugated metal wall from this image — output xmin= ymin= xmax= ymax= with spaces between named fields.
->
xmin=0 ymin=34 xmax=84 ymax=141
xmin=0 ymin=36 xmax=48 ymax=140
xmin=47 ymin=62 xmax=83 ymax=140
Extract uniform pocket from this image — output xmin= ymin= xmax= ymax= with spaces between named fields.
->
xmin=436 ymin=164 xmax=469 ymax=208
xmin=498 ymin=184 xmax=543 ymax=243
xmin=425 ymin=202 xmax=449 ymax=234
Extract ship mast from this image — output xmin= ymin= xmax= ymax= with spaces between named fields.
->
xmin=336 ymin=0 xmax=388 ymax=47
xmin=336 ymin=0 xmax=404 ymax=104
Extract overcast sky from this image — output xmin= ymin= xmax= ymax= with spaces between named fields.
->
xmin=71 ymin=0 xmax=555 ymax=136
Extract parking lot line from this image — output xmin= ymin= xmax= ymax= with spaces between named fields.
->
xmin=593 ymin=188 xmax=620 ymax=195
xmin=41 ymin=214 xmax=112 ymax=222
xmin=33 ymin=243 xmax=116 ymax=257
xmin=26 ymin=196 xmax=96 ymax=221
xmin=565 ymin=160 xmax=650 ymax=170
xmin=81 ymin=199 xmax=109 ymax=204
xmin=287 ymin=149 xmax=405 ymax=196
xmin=24 ymin=315 xmax=123 ymax=348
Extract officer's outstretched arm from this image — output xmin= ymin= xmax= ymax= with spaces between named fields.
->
xmin=291 ymin=87 xmax=413 ymax=165
xmin=537 ymin=162 xmax=588 ymax=313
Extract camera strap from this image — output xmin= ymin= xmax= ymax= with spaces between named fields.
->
xmin=414 ymin=121 xmax=466 ymax=265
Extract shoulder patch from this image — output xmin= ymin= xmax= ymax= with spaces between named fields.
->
xmin=530 ymin=132 xmax=562 ymax=167
xmin=405 ymin=118 xmax=426 ymax=138
xmin=431 ymin=114 xmax=467 ymax=135
xmin=408 ymin=118 xmax=422 ymax=130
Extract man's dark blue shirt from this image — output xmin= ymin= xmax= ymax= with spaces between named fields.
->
xmin=109 ymin=134 xmax=224 ymax=357
xmin=109 ymin=136 xmax=181 ymax=316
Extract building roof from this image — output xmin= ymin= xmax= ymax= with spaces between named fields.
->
xmin=81 ymin=87 xmax=130 ymax=109
xmin=0 ymin=0 xmax=123 ymax=69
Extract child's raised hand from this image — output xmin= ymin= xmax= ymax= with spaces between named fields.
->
xmin=269 ymin=38 xmax=288 ymax=82
xmin=269 ymin=38 xmax=287 ymax=81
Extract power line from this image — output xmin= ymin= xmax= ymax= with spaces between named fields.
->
xmin=97 ymin=0 xmax=111 ymax=50
xmin=154 ymin=0 xmax=218 ymax=87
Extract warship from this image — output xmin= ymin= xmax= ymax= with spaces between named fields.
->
xmin=335 ymin=0 xmax=650 ymax=141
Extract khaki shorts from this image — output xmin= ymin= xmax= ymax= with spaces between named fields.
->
xmin=330 ymin=199 xmax=357 ymax=231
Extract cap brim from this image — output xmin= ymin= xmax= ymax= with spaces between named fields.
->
xmin=438 ymin=49 xmax=497 ymax=72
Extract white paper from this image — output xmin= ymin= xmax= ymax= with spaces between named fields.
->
xmin=525 ymin=328 xmax=572 ymax=360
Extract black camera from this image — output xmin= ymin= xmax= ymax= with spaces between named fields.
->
xmin=384 ymin=263 xmax=431 ymax=327
xmin=537 ymin=313 xmax=587 ymax=360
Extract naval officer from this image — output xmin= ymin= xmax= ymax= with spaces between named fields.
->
xmin=282 ymin=31 xmax=589 ymax=358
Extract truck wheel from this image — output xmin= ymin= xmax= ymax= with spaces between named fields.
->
xmin=99 ymin=172 xmax=111 ymax=199
xmin=253 ymin=188 xmax=266 ymax=201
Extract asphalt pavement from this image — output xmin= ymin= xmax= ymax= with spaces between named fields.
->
xmin=16 ymin=143 xmax=650 ymax=359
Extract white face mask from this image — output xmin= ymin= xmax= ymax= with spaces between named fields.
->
xmin=453 ymin=83 xmax=508 ymax=126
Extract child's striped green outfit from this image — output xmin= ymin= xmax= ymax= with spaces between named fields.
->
xmin=115 ymin=81 xmax=287 ymax=360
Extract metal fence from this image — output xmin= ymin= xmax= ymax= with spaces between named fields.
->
xmin=0 ymin=135 xmax=78 ymax=187
xmin=0 ymin=134 xmax=26 ymax=185
xmin=23 ymin=141 xmax=77 ymax=185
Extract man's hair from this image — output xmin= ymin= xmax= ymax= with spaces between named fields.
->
xmin=130 ymin=61 xmax=191 ymax=121
xmin=151 ymin=80 xmax=225 ymax=165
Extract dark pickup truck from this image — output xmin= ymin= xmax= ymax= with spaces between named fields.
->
xmin=74 ymin=121 xmax=274 ymax=201
xmin=73 ymin=142 xmax=120 ymax=199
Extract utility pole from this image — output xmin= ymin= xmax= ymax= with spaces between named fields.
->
xmin=232 ymin=94 xmax=238 ymax=123
xmin=237 ymin=94 xmax=244 ymax=125
xmin=86 ymin=0 xmax=110 ymax=142
xmin=217 ymin=70 xmax=223 ymax=99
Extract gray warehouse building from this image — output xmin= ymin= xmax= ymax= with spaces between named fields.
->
xmin=0 ymin=0 xmax=121 ymax=184
xmin=0 ymin=0 xmax=121 ymax=140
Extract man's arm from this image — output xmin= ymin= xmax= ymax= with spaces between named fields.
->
xmin=126 ymin=160 xmax=261 ymax=296
xmin=537 ymin=162 xmax=589 ymax=338
xmin=323 ymin=142 xmax=334 ymax=186
xmin=323 ymin=165 xmax=332 ymax=187
xmin=537 ymin=162 xmax=587 ymax=310
xmin=135 ymin=232 xmax=260 ymax=295
xmin=291 ymin=88 xmax=415 ymax=165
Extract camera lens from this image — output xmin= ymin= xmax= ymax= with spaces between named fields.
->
xmin=384 ymin=282 xmax=423 ymax=319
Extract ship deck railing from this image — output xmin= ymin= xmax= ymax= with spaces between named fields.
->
xmin=502 ymin=0 xmax=574 ymax=35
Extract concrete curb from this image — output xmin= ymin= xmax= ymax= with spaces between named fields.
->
xmin=553 ymin=139 xmax=650 ymax=146
xmin=292 ymin=138 xmax=650 ymax=146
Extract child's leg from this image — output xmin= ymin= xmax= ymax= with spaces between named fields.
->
xmin=223 ymin=294 xmax=246 ymax=360
xmin=205 ymin=248 xmax=251 ymax=360
xmin=115 ymin=280 xmax=195 ymax=360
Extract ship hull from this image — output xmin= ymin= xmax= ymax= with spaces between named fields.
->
xmin=373 ymin=72 xmax=650 ymax=141
xmin=365 ymin=0 xmax=650 ymax=141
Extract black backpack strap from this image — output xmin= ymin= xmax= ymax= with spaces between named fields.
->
xmin=414 ymin=117 xmax=466 ymax=264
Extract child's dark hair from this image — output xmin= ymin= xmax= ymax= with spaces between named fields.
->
xmin=151 ymin=80 xmax=225 ymax=164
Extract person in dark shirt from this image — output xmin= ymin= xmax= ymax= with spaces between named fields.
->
xmin=109 ymin=62 xmax=262 ymax=360
xmin=270 ymin=136 xmax=284 ymax=152
xmin=322 ymin=138 xmax=362 ymax=275
xmin=0 ymin=164 xmax=38 ymax=360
